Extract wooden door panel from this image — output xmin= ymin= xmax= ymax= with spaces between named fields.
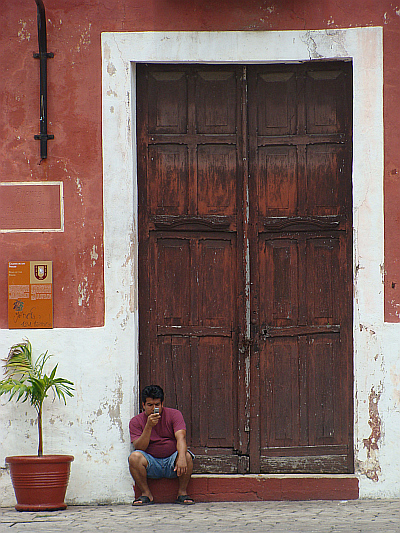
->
xmin=195 ymin=70 xmax=237 ymax=134
xmin=259 ymin=235 xmax=344 ymax=328
xmin=306 ymin=70 xmax=347 ymax=134
xmin=197 ymin=145 xmax=237 ymax=215
xmin=198 ymin=238 xmax=235 ymax=329
xmin=153 ymin=235 xmax=236 ymax=329
xmin=260 ymin=336 xmax=299 ymax=448
xmin=306 ymin=237 xmax=340 ymax=324
xmin=147 ymin=70 xmax=188 ymax=134
xmin=255 ymin=71 xmax=296 ymax=136
xmin=259 ymin=332 xmax=349 ymax=473
xmin=153 ymin=237 xmax=191 ymax=326
xmin=306 ymin=144 xmax=346 ymax=215
xmin=152 ymin=336 xmax=192 ymax=431
xmin=196 ymin=337 xmax=235 ymax=448
xmin=148 ymin=145 xmax=189 ymax=215
xmin=151 ymin=335 xmax=236 ymax=452
xmin=307 ymin=334 xmax=341 ymax=445
xmin=258 ymin=146 xmax=297 ymax=217
xmin=259 ymin=238 xmax=299 ymax=327
xmin=259 ymin=448 xmax=349 ymax=474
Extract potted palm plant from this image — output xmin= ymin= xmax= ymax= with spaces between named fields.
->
xmin=0 ymin=339 xmax=74 ymax=511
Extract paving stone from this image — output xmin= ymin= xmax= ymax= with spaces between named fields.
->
xmin=1 ymin=500 xmax=399 ymax=533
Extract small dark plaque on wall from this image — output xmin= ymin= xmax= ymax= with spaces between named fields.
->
xmin=8 ymin=261 xmax=53 ymax=329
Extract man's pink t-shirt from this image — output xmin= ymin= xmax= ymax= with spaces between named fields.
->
xmin=129 ymin=407 xmax=186 ymax=458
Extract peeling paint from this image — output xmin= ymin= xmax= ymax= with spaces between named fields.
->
xmin=86 ymin=376 xmax=125 ymax=444
xmin=357 ymin=385 xmax=383 ymax=482
xmin=83 ymin=451 xmax=92 ymax=461
xmin=76 ymin=23 xmax=92 ymax=52
xmin=75 ymin=178 xmax=84 ymax=206
xmin=90 ymin=245 xmax=99 ymax=267
xmin=301 ymin=31 xmax=323 ymax=59
xmin=300 ymin=30 xmax=349 ymax=60
xmin=122 ymin=229 xmax=138 ymax=314
xmin=78 ymin=276 xmax=90 ymax=307
xmin=17 ymin=20 xmax=31 ymax=41
xmin=359 ymin=324 xmax=376 ymax=335
xmin=107 ymin=62 xmax=117 ymax=76
xmin=390 ymin=366 xmax=400 ymax=406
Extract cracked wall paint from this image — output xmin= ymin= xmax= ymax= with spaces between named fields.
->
xmin=85 ymin=375 xmax=125 ymax=447
xmin=356 ymin=385 xmax=383 ymax=482
xmin=78 ymin=276 xmax=90 ymax=306
xmin=76 ymin=23 xmax=92 ymax=52
xmin=90 ymin=245 xmax=99 ymax=266
xmin=390 ymin=366 xmax=400 ymax=407
xmin=17 ymin=20 xmax=31 ymax=41
xmin=122 ymin=229 xmax=138 ymax=315
xmin=107 ymin=62 xmax=117 ymax=76
xmin=300 ymin=29 xmax=349 ymax=61
xmin=76 ymin=178 xmax=83 ymax=204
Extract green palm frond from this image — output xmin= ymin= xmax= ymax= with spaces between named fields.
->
xmin=0 ymin=378 xmax=31 ymax=403
xmin=1 ymin=339 xmax=34 ymax=378
xmin=0 ymin=339 xmax=74 ymax=456
xmin=34 ymin=350 xmax=52 ymax=378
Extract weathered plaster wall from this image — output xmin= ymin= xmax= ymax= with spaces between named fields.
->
xmin=0 ymin=0 xmax=105 ymax=328
xmin=0 ymin=0 xmax=400 ymax=504
xmin=1 ymin=0 xmax=399 ymax=327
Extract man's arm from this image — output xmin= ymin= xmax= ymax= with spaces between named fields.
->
xmin=174 ymin=429 xmax=188 ymax=476
xmin=132 ymin=413 xmax=159 ymax=451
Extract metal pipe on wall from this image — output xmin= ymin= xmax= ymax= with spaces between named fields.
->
xmin=34 ymin=0 xmax=54 ymax=159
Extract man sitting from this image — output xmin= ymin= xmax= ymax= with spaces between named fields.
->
xmin=128 ymin=384 xmax=195 ymax=505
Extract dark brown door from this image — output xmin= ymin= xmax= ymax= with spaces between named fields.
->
xmin=247 ymin=64 xmax=353 ymax=473
xmin=137 ymin=62 xmax=353 ymax=474
xmin=137 ymin=65 xmax=248 ymax=473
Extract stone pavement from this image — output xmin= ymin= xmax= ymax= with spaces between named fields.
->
xmin=1 ymin=500 xmax=399 ymax=533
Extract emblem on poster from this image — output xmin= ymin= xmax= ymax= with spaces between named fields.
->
xmin=8 ymin=261 xmax=53 ymax=329
xmin=34 ymin=264 xmax=48 ymax=281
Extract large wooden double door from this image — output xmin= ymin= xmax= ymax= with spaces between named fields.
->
xmin=137 ymin=62 xmax=353 ymax=473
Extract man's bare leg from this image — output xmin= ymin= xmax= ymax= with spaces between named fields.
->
xmin=176 ymin=452 xmax=194 ymax=502
xmin=129 ymin=451 xmax=153 ymax=503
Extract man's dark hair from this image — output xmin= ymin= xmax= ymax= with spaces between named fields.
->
xmin=141 ymin=384 xmax=164 ymax=404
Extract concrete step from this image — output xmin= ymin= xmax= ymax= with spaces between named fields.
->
xmin=134 ymin=474 xmax=359 ymax=503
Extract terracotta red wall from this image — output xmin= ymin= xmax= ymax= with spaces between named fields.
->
xmin=1 ymin=0 xmax=399 ymax=326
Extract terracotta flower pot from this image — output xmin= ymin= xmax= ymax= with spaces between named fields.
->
xmin=6 ymin=455 xmax=74 ymax=511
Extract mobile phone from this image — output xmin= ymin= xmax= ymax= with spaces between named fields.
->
xmin=154 ymin=407 xmax=159 ymax=415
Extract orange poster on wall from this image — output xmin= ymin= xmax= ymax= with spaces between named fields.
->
xmin=8 ymin=261 xmax=53 ymax=329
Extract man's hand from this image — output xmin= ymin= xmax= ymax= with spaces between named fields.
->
xmin=131 ymin=407 xmax=161 ymax=451
xmin=174 ymin=454 xmax=188 ymax=477
xmin=146 ymin=412 xmax=161 ymax=428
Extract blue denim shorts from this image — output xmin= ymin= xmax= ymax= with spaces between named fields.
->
xmin=137 ymin=450 xmax=178 ymax=479
xmin=130 ymin=449 xmax=195 ymax=479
